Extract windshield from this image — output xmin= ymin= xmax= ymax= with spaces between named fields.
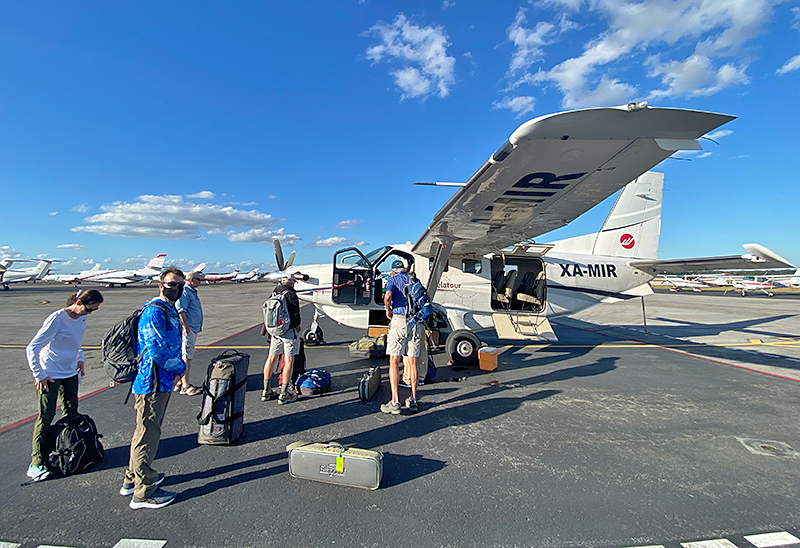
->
xmin=358 ymin=245 xmax=392 ymax=267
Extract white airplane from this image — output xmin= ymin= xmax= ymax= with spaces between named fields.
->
xmin=773 ymin=268 xmax=800 ymax=288
xmin=203 ymin=269 xmax=240 ymax=283
xmin=233 ymin=269 xmax=260 ymax=283
xmin=76 ymin=254 xmax=167 ymax=287
xmin=267 ymin=104 xmax=795 ymax=365
xmin=659 ymin=275 xmax=709 ymax=292
xmin=0 ymin=260 xmax=53 ymax=290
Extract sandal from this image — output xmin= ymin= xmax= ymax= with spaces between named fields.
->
xmin=181 ymin=384 xmax=203 ymax=396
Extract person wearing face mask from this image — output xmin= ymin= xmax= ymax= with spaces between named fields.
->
xmin=26 ymin=289 xmax=104 ymax=481
xmin=122 ymin=266 xmax=187 ymax=510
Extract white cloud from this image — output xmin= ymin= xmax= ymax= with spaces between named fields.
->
xmin=71 ymin=203 xmax=91 ymax=213
xmin=777 ymin=54 xmax=800 ymax=75
xmin=72 ymin=194 xmax=289 ymax=242
xmin=337 ymin=219 xmax=364 ymax=230
xmin=227 ymin=227 xmax=302 ymax=246
xmin=703 ymin=129 xmax=734 ymax=141
xmin=186 ymin=191 xmax=215 ymax=200
xmin=49 ymin=212 xmax=58 ymax=216
xmin=492 ymin=95 xmax=536 ymax=117
xmin=696 ymin=152 xmax=713 ymax=158
xmin=506 ymin=0 xmax=781 ymax=109
xmin=0 ymin=246 xmax=22 ymax=259
xmin=442 ymin=0 xmax=455 ymax=10
xmin=365 ymin=13 xmax=456 ymax=100
xmin=56 ymin=244 xmax=87 ymax=249
xmin=305 ymin=237 xmax=369 ymax=249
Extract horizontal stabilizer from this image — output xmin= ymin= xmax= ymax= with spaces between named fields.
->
xmin=630 ymin=243 xmax=795 ymax=275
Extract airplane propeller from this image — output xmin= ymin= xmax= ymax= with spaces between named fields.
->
xmin=271 ymin=237 xmax=307 ymax=281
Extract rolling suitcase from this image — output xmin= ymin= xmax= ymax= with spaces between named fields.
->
xmin=358 ymin=366 xmax=381 ymax=401
xmin=197 ymin=350 xmax=250 ymax=445
xmin=287 ymin=441 xmax=383 ymax=490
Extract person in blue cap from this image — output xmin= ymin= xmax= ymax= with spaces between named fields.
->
xmin=381 ymin=259 xmax=422 ymax=414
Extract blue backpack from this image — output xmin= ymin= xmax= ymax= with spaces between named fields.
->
xmin=404 ymin=276 xmax=433 ymax=328
xmin=295 ymin=369 xmax=331 ymax=396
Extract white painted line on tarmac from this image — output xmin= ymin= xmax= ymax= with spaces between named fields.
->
xmin=38 ymin=545 xmax=77 ymax=548
xmin=744 ymin=531 xmax=800 ymax=547
xmin=681 ymin=540 xmax=738 ymax=548
xmin=0 ymin=542 xmax=21 ymax=548
xmin=619 ymin=545 xmax=665 ymax=548
xmin=112 ymin=541 xmax=167 ymax=548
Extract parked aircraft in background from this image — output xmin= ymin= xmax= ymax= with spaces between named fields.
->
xmin=203 ymin=269 xmax=240 ymax=283
xmin=73 ymin=254 xmax=167 ymax=287
xmin=1 ymin=260 xmax=53 ymax=290
xmin=264 ymin=104 xmax=794 ymax=364
xmin=774 ymin=268 xmax=800 ymax=288
xmin=659 ymin=275 xmax=709 ymax=292
xmin=233 ymin=269 xmax=260 ymax=283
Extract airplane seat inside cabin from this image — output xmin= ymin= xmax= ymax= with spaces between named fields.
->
xmin=496 ymin=270 xmax=517 ymax=305
xmin=516 ymin=270 xmax=545 ymax=312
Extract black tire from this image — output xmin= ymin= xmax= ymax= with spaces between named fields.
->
xmin=302 ymin=326 xmax=323 ymax=346
xmin=445 ymin=329 xmax=480 ymax=365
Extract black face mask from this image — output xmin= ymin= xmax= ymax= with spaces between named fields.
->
xmin=163 ymin=285 xmax=183 ymax=302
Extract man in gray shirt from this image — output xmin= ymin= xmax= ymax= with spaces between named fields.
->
xmin=175 ymin=270 xmax=204 ymax=395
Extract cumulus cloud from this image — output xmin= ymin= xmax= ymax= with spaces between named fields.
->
xmin=186 ymin=191 xmax=215 ymax=200
xmin=0 ymin=246 xmax=22 ymax=259
xmin=492 ymin=95 xmax=536 ymax=117
xmin=337 ymin=219 xmax=364 ymax=230
xmin=227 ymin=227 xmax=302 ymax=246
xmin=71 ymin=203 xmax=91 ymax=213
xmin=306 ymin=237 xmax=369 ymax=249
xmin=72 ymin=193 xmax=292 ymax=243
xmin=365 ymin=13 xmax=456 ymax=100
xmin=504 ymin=0 xmax=781 ymax=109
xmin=777 ymin=7 xmax=800 ymax=74
xmin=56 ymin=244 xmax=87 ymax=250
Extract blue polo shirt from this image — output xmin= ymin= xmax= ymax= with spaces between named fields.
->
xmin=385 ymin=272 xmax=410 ymax=316
xmin=176 ymin=285 xmax=203 ymax=333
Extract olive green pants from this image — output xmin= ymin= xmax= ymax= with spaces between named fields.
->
xmin=124 ymin=391 xmax=171 ymax=499
xmin=31 ymin=374 xmax=80 ymax=467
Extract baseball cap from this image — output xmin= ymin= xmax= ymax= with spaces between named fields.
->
xmin=186 ymin=271 xmax=205 ymax=280
xmin=391 ymin=260 xmax=406 ymax=271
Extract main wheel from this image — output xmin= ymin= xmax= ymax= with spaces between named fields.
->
xmin=302 ymin=326 xmax=324 ymax=346
xmin=445 ymin=329 xmax=480 ymax=365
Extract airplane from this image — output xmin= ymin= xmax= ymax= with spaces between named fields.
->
xmin=232 ymin=269 xmax=260 ymax=283
xmin=74 ymin=254 xmax=167 ymax=287
xmin=773 ymin=268 xmax=800 ymax=288
xmin=658 ymin=275 xmax=709 ymax=292
xmin=202 ymin=269 xmax=240 ymax=283
xmin=263 ymin=103 xmax=795 ymax=365
xmin=1 ymin=260 xmax=53 ymax=290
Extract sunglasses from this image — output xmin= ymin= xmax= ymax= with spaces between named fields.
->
xmin=162 ymin=281 xmax=185 ymax=288
xmin=83 ymin=305 xmax=100 ymax=313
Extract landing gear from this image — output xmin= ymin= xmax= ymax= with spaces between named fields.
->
xmin=302 ymin=308 xmax=325 ymax=346
xmin=445 ymin=329 xmax=480 ymax=366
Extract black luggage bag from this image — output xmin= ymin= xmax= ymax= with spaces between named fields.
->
xmin=197 ymin=350 xmax=250 ymax=445
xmin=46 ymin=413 xmax=105 ymax=476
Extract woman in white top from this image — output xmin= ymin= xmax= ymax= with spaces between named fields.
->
xmin=26 ymin=288 xmax=103 ymax=481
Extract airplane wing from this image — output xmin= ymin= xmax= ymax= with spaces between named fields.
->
xmin=412 ymin=104 xmax=735 ymax=258
xmin=629 ymin=244 xmax=795 ymax=275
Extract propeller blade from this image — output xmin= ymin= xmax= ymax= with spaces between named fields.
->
xmin=285 ymin=250 xmax=296 ymax=269
xmin=273 ymin=237 xmax=285 ymax=272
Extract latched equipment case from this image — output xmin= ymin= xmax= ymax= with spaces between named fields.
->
xmin=197 ymin=350 xmax=250 ymax=445
xmin=287 ymin=441 xmax=383 ymax=490
xmin=358 ymin=366 xmax=381 ymax=401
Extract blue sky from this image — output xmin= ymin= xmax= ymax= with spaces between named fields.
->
xmin=2 ymin=0 xmax=799 ymax=274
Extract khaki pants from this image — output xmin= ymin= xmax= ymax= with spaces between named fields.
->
xmin=124 ymin=391 xmax=171 ymax=498
xmin=31 ymin=374 xmax=79 ymax=466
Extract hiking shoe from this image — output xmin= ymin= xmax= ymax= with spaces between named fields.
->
xmin=261 ymin=388 xmax=277 ymax=402
xmin=380 ymin=402 xmax=402 ymax=415
xmin=120 ymin=473 xmax=165 ymax=496
xmin=404 ymin=398 xmax=419 ymax=413
xmin=278 ymin=388 xmax=298 ymax=405
xmin=26 ymin=464 xmax=51 ymax=481
xmin=129 ymin=488 xmax=177 ymax=510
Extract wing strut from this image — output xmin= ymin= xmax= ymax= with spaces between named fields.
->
xmin=425 ymin=240 xmax=452 ymax=301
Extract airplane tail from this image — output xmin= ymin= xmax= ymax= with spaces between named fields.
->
xmin=33 ymin=260 xmax=53 ymax=279
xmin=550 ymin=171 xmax=663 ymax=259
xmin=146 ymin=254 xmax=167 ymax=271
xmin=790 ymin=268 xmax=800 ymax=287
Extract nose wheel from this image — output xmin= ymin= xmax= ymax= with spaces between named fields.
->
xmin=302 ymin=308 xmax=325 ymax=346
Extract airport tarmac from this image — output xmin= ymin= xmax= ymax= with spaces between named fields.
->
xmin=1 ymin=283 xmax=799 ymax=548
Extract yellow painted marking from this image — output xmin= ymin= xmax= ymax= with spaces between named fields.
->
xmin=749 ymin=338 xmax=763 ymax=344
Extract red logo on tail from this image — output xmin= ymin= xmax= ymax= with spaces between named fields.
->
xmin=620 ymin=234 xmax=635 ymax=249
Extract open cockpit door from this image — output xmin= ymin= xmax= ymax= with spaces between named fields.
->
xmin=331 ymin=247 xmax=373 ymax=305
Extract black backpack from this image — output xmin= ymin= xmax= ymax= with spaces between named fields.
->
xmin=46 ymin=413 xmax=104 ymax=476
xmin=102 ymin=301 xmax=171 ymax=383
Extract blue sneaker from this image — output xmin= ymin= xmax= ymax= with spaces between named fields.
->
xmin=27 ymin=464 xmax=52 ymax=481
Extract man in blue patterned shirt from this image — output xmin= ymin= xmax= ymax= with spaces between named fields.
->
xmin=121 ymin=266 xmax=187 ymax=510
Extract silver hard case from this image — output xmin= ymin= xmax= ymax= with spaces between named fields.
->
xmin=287 ymin=441 xmax=383 ymax=490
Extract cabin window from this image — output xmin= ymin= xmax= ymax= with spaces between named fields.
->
xmin=462 ymin=259 xmax=482 ymax=274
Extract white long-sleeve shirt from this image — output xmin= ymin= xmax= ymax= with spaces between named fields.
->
xmin=26 ymin=309 xmax=86 ymax=382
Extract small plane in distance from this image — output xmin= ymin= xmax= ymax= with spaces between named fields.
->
xmin=232 ymin=269 xmax=260 ymax=283
xmin=263 ymin=104 xmax=795 ymax=365
xmin=659 ymin=275 xmax=709 ymax=292
xmin=1 ymin=260 xmax=53 ymax=290
xmin=74 ymin=254 xmax=167 ymax=287
xmin=203 ymin=269 xmax=240 ymax=283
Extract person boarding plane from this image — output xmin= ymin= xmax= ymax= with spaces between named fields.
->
xmin=268 ymin=104 xmax=795 ymax=365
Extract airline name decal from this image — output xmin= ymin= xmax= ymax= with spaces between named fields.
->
xmin=438 ymin=281 xmax=462 ymax=290
xmin=558 ymin=263 xmax=618 ymax=278
xmin=502 ymin=172 xmax=587 ymax=201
